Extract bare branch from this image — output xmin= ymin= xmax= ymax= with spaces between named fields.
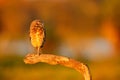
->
xmin=24 ymin=53 xmax=91 ymax=80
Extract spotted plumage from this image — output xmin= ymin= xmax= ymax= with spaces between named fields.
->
xmin=30 ymin=20 xmax=46 ymax=55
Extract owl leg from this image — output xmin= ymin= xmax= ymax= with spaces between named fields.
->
xmin=36 ymin=47 xmax=42 ymax=55
xmin=36 ymin=47 xmax=39 ymax=55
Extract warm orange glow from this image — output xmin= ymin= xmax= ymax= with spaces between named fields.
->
xmin=100 ymin=19 xmax=119 ymax=54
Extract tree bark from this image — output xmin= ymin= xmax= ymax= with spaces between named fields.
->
xmin=24 ymin=53 xmax=91 ymax=80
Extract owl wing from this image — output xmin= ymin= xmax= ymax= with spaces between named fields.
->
xmin=40 ymin=26 xmax=46 ymax=48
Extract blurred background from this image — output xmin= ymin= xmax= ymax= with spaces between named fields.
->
xmin=0 ymin=0 xmax=120 ymax=80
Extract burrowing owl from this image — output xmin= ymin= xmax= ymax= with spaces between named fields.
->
xmin=30 ymin=20 xmax=46 ymax=55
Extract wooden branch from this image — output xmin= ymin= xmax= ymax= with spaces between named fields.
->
xmin=24 ymin=53 xmax=91 ymax=80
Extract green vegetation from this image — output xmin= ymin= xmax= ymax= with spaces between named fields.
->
xmin=0 ymin=55 xmax=120 ymax=80
xmin=0 ymin=55 xmax=83 ymax=80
